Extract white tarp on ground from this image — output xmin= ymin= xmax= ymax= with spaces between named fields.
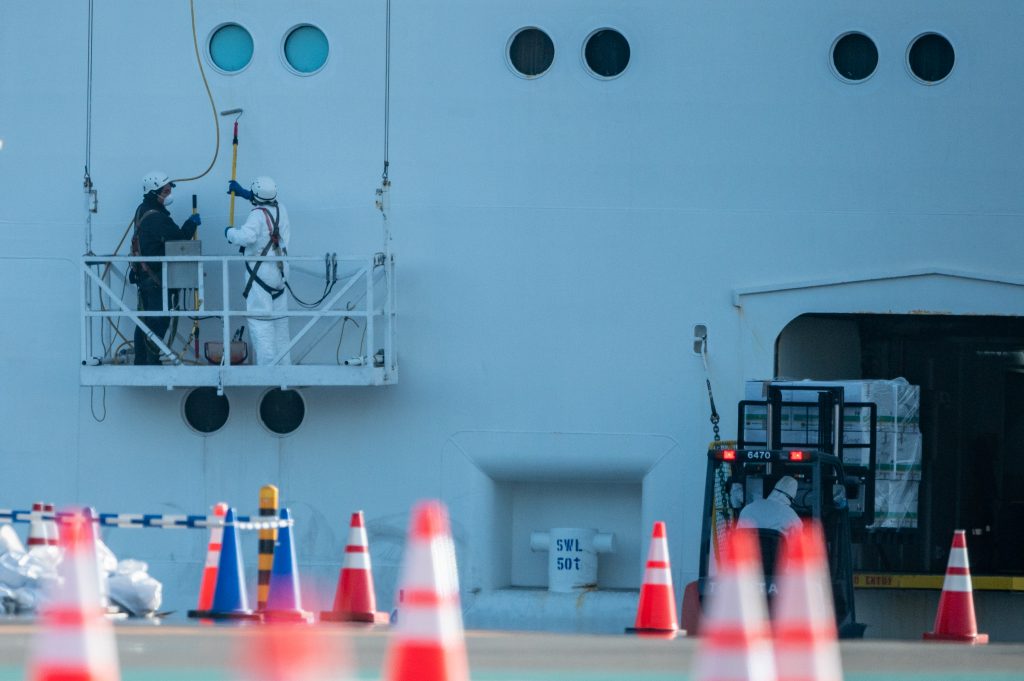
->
xmin=0 ymin=523 xmax=162 ymax=616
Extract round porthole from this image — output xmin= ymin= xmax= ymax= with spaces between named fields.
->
xmin=583 ymin=28 xmax=630 ymax=79
xmin=507 ymin=27 xmax=555 ymax=78
xmin=283 ymin=24 xmax=330 ymax=75
xmin=259 ymin=388 xmax=305 ymax=436
xmin=908 ymin=33 xmax=955 ymax=84
xmin=183 ymin=388 xmax=230 ymax=434
xmin=208 ymin=23 xmax=254 ymax=74
xmin=831 ymin=32 xmax=878 ymax=82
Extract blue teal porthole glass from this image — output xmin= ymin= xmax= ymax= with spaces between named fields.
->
xmin=284 ymin=25 xmax=329 ymax=74
xmin=209 ymin=24 xmax=254 ymax=73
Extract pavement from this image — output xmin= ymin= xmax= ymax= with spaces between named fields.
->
xmin=0 ymin=619 xmax=1023 ymax=680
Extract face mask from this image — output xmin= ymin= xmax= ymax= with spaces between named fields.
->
xmin=162 ymin=193 xmax=174 ymax=206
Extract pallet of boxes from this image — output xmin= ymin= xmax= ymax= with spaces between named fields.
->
xmin=743 ymin=378 xmax=921 ymax=530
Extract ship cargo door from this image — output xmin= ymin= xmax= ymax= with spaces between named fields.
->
xmin=777 ymin=313 xmax=1024 ymax=576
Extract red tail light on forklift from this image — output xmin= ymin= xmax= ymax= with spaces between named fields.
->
xmin=789 ymin=450 xmax=805 ymax=461
xmin=722 ymin=449 xmax=736 ymax=460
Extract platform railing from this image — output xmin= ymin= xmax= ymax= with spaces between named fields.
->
xmin=80 ymin=252 xmax=396 ymax=388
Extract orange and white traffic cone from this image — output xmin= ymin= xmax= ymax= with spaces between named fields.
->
xmin=236 ymin=624 xmax=353 ymax=681
xmin=321 ymin=511 xmax=388 ymax=624
xmin=383 ymin=501 xmax=468 ymax=681
xmin=43 ymin=503 xmax=60 ymax=547
xmin=923 ymin=530 xmax=988 ymax=644
xmin=692 ymin=527 xmax=776 ymax=681
xmin=626 ymin=521 xmax=681 ymax=638
xmin=27 ymin=502 xmax=48 ymax=552
xmin=190 ymin=502 xmax=228 ymax=616
xmin=27 ymin=508 xmax=120 ymax=681
xmin=773 ymin=522 xmax=842 ymax=681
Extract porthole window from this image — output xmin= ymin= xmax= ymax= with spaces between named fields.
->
xmin=831 ymin=32 xmax=878 ymax=82
xmin=183 ymin=388 xmax=230 ymax=434
xmin=908 ymin=33 xmax=954 ymax=83
xmin=283 ymin=25 xmax=329 ymax=75
xmin=583 ymin=28 xmax=630 ymax=79
xmin=508 ymin=27 xmax=554 ymax=78
xmin=208 ymin=23 xmax=254 ymax=74
xmin=259 ymin=388 xmax=305 ymax=436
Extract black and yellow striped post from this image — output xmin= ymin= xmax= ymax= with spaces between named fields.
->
xmin=257 ymin=484 xmax=279 ymax=611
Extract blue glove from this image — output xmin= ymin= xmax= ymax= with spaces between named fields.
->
xmin=224 ymin=226 xmax=232 ymax=240
xmin=228 ymin=180 xmax=253 ymax=202
xmin=187 ymin=213 xmax=201 ymax=226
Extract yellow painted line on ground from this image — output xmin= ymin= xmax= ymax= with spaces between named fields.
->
xmin=853 ymin=573 xmax=1024 ymax=591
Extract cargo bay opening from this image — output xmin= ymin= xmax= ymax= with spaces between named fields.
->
xmin=776 ymin=313 xmax=1024 ymax=577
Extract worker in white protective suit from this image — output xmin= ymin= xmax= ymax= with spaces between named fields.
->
xmin=224 ymin=176 xmax=292 ymax=365
xmin=738 ymin=475 xmax=803 ymax=535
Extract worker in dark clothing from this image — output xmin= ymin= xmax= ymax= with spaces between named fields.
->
xmin=132 ymin=170 xmax=201 ymax=365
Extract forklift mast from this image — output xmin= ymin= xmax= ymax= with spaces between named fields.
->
xmin=741 ymin=385 xmax=877 ymax=529
xmin=694 ymin=383 xmax=877 ymax=638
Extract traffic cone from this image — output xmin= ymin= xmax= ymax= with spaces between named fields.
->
xmin=236 ymin=624 xmax=353 ymax=681
xmin=262 ymin=508 xmax=313 ymax=623
xmin=626 ymin=521 xmax=681 ymax=638
xmin=773 ymin=522 xmax=842 ymax=681
xmin=188 ymin=507 xmax=260 ymax=620
xmin=923 ymin=530 xmax=988 ymax=644
xmin=43 ymin=503 xmax=60 ymax=546
xmin=27 ymin=502 xmax=48 ymax=551
xmin=27 ymin=508 xmax=120 ymax=681
xmin=321 ymin=511 xmax=388 ymax=624
xmin=383 ymin=500 xmax=469 ymax=681
xmin=692 ymin=527 xmax=776 ymax=681
xmin=191 ymin=502 xmax=228 ymax=615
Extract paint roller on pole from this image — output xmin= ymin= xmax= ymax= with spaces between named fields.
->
xmin=220 ymin=108 xmax=243 ymax=227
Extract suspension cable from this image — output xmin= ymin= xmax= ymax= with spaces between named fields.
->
xmin=381 ymin=0 xmax=391 ymax=181
xmin=83 ymin=0 xmax=95 ymax=253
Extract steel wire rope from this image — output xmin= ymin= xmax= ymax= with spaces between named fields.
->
xmin=382 ymin=0 xmax=391 ymax=182
xmin=84 ymin=0 xmax=95 ymax=254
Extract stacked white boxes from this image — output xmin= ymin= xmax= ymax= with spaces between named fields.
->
xmin=743 ymin=378 xmax=921 ymax=529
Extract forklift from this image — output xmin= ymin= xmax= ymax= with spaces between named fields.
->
xmin=688 ymin=384 xmax=876 ymax=638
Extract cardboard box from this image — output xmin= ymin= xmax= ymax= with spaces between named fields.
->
xmin=875 ymin=430 xmax=923 ymax=481
xmin=870 ymin=479 xmax=919 ymax=529
xmin=744 ymin=378 xmax=920 ymax=432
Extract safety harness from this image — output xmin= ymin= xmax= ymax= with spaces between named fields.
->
xmin=130 ymin=208 xmax=162 ymax=287
xmin=241 ymin=204 xmax=287 ymax=300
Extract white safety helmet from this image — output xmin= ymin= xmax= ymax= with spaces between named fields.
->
xmin=250 ymin=176 xmax=278 ymax=203
xmin=142 ymin=170 xmax=174 ymax=194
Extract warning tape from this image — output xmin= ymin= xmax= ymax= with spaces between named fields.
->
xmin=0 ymin=508 xmax=293 ymax=531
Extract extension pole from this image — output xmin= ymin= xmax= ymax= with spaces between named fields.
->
xmin=228 ymin=120 xmax=239 ymax=226
xmin=219 ymin=108 xmax=243 ymax=225
xmin=219 ymin=108 xmax=242 ymax=352
xmin=191 ymin=193 xmax=200 ymax=359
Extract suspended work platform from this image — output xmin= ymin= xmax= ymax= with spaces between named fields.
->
xmin=80 ymin=250 xmax=397 ymax=389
